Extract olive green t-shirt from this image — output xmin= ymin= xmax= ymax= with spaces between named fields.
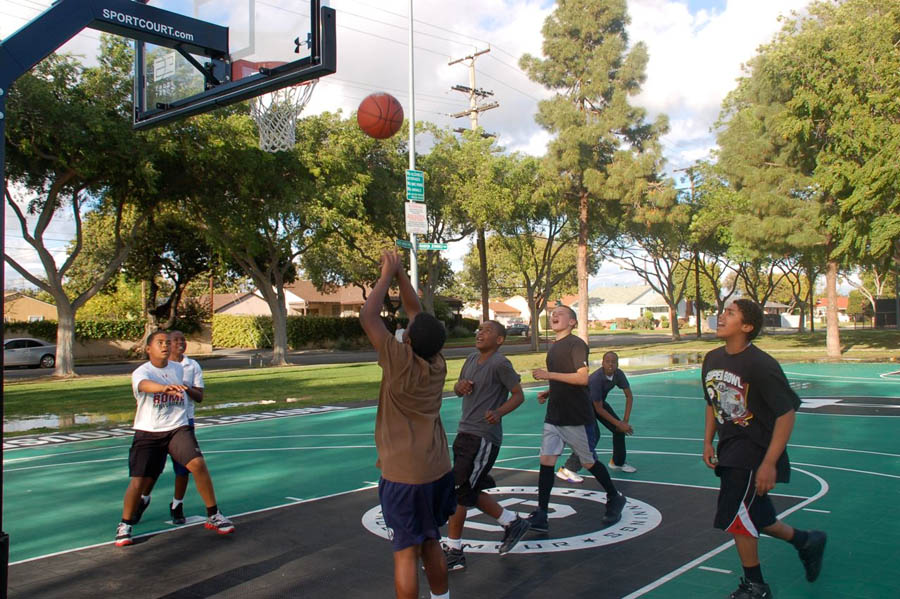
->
xmin=374 ymin=335 xmax=451 ymax=484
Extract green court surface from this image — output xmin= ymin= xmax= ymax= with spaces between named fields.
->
xmin=4 ymin=362 xmax=899 ymax=598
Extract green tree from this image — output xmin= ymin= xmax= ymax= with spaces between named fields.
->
xmin=520 ymin=0 xmax=668 ymax=342
xmin=716 ymin=0 xmax=900 ymax=357
xmin=4 ymin=38 xmax=153 ymax=375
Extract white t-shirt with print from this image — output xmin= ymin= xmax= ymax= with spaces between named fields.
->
xmin=178 ymin=356 xmax=205 ymax=420
xmin=131 ymin=361 xmax=189 ymax=432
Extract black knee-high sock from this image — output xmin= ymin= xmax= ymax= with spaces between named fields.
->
xmin=587 ymin=462 xmax=618 ymax=497
xmin=743 ymin=564 xmax=764 ymax=584
xmin=790 ymin=528 xmax=809 ymax=550
xmin=538 ymin=465 xmax=555 ymax=511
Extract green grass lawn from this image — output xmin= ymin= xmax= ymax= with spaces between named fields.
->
xmin=3 ymin=329 xmax=896 ymax=436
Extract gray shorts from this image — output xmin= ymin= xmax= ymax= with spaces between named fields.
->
xmin=541 ymin=423 xmax=595 ymax=464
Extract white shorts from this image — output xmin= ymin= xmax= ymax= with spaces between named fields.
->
xmin=541 ymin=423 xmax=595 ymax=464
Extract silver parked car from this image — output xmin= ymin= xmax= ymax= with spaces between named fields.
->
xmin=3 ymin=337 xmax=56 ymax=368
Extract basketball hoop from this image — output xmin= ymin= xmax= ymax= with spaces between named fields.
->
xmin=250 ymin=79 xmax=318 ymax=152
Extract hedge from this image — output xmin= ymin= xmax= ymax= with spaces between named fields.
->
xmin=212 ymin=314 xmax=367 ymax=349
xmin=3 ymin=316 xmax=202 ymax=342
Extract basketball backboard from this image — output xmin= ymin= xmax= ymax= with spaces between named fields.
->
xmin=134 ymin=0 xmax=335 ymax=128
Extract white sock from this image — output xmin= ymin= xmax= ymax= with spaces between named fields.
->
xmin=430 ymin=592 xmax=449 ymax=599
xmin=497 ymin=509 xmax=516 ymax=527
xmin=446 ymin=537 xmax=462 ymax=551
xmin=141 ymin=495 xmax=151 ymax=505
xmin=171 ymin=498 xmax=183 ymax=508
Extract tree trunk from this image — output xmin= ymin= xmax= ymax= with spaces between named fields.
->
xmin=53 ymin=299 xmax=77 ymax=377
xmin=576 ymin=192 xmax=589 ymax=343
xmin=270 ymin=296 xmax=289 ymax=366
xmin=527 ymin=288 xmax=540 ymax=352
xmin=477 ymin=227 xmax=490 ymax=322
xmin=669 ymin=305 xmax=681 ymax=340
xmin=825 ymin=260 xmax=841 ymax=358
xmin=694 ymin=252 xmax=702 ymax=338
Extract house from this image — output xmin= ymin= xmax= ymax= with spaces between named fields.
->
xmin=460 ymin=300 xmax=523 ymax=324
xmin=570 ymin=285 xmax=686 ymax=322
xmin=285 ymin=280 xmax=366 ymax=317
xmin=213 ymin=290 xmax=306 ymax=316
xmin=3 ymin=291 xmax=58 ymax=323
xmin=814 ymin=296 xmax=850 ymax=323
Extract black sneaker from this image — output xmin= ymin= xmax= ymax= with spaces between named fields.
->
xmin=729 ymin=577 xmax=772 ymax=599
xmin=133 ymin=496 xmax=150 ymax=525
xmin=527 ymin=509 xmax=549 ymax=533
xmin=498 ymin=516 xmax=530 ymax=555
xmin=170 ymin=502 xmax=186 ymax=525
xmin=798 ymin=530 xmax=826 ymax=582
xmin=602 ymin=493 xmax=626 ymax=526
xmin=443 ymin=545 xmax=466 ymax=572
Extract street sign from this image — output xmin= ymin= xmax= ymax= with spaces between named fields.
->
xmin=406 ymin=169 xmax=425 ymax=202
xmin=405 ymin=202 xmax=428 ymax=234
xmin=418 ymin=242 xmax=447 ymax=250
xmin=395 ymin=239 xmax=413 ymax=249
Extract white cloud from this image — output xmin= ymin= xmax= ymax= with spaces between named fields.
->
xmin=2 ymin=0 xmax=816 ymax=288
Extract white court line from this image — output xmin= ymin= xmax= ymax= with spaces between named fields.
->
xmin=784 ymin=370 xmax=900 ymax=384
xmin=791 ymin=461 xmax=900 ymax=480
xmin=9 ymin=484 xmax=378 ymax=566
xmin=803 ymin=508 xmax=830 ymax=514
xmin=622 ymin=467 xmax=829 ymax=599
xmin=697 ymin=566 xmax=732 ymax=574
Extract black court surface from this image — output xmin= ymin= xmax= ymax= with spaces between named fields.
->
xmin=5 ymin=362 xmax=899 ymax=598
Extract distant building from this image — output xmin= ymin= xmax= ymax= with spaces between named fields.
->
xmin=814 ymin=296 xmax=850 ymax=323
xmin=570 ymin=285 xmax=686 ymax=322
xmin=460 ymin=300 xmax=523 ymax=324
xmin=3 ymin=291 xmax=57 ymax=323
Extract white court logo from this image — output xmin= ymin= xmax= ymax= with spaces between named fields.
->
xmin=361 ymin=486 xmax=662 ymax=554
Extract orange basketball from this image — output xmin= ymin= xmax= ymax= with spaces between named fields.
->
xmin=357 ymin=92 xmax=404 ymax=139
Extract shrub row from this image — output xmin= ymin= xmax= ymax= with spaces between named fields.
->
xmin=212 ymin=314 xmax=368 ymax=348
xmin=3 ymin=316 xmax=202 ymax=342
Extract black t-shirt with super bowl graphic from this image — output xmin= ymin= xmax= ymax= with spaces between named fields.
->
xmin=702 ymin=344 xmax=801 ymax=482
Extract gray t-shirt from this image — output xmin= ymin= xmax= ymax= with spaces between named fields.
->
xmin=457 ymin=351 xmax=521 ymax=445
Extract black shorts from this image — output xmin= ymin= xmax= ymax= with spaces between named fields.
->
xmin=129 ymin=426 xmax=203 ymax=479
xmin=714 ymin=466 xmax=777 ymax=538
xmin=452 ymin=432 xmax=500 ymax=507
xmin=378 ymin=471 xmax=456 ymax=552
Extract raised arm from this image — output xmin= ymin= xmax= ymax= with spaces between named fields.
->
xmin=360 ymin=250 xmax=401 ymax=349
xmin=394 ymin=259 xmax=421 ymax=322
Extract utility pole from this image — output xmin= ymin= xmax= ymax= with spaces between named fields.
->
xmin=449 ymin=48 xmax=498 ymax=323
xmin=675 ymin=166 xmax=703 ymax=338
xmin=407 ymin=0 xmax=418 ymax=292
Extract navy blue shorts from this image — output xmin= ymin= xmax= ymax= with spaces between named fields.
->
xmin=170 ymin=420 xmax=195 ymax=476
xmin=378 ymin=471 xmax=456 ymax=552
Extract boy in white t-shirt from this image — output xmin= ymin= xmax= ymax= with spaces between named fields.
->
xmin=137 ymin=330 xmax=205 ymax=525
xmin=115 ymin=330 xmax=233 ymax=547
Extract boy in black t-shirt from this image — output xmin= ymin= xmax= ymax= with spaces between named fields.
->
xmin=703 ymin=299 xmax=826 ymax=599
xmin=528 ymin=306 xmax=626 ymax=533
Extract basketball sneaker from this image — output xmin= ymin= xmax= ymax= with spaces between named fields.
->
xmin=527 ymin=509 xmax=549 ymax=533
xmin=729 ymin=577 xmax=772 ymax=599
xmin=170 ymin=502 xmax=186 ymax=525
xmin=556 ymin=467 xmax=584 ymax=483
xmin=608 ymin=460 xmax=637 ymax=473
xmin=443 ymin=545 xmax=466 ymax=572
xmin=205 ymin=512 xmax=235 ymax=535
xmin=133 ymin=495 xmax=150 ymax=524
xmin=498 ymin=516 xmax=530 ymax=555
xmin=797 ymin=530 xmax=826 ymax=582
xmin=114 ymin=522 xmax=133 ymax=547
xmin=602 ymin=493 xmax=626 ymax=525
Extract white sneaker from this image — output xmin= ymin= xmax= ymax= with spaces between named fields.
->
xmin=556 ymin=467 xmax=584 ymax=483
xmin=608 ymin=460 xmax=637 ymax=473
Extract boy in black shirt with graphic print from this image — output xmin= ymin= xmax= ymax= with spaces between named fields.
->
xmin=703 ymin=299 xmax=826 ymax=599
xmin=528 ymin=305 xmax=626 ymax=533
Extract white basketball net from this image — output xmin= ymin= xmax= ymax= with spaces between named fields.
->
xmin=250 ymin=80 xmax=318 ymax=152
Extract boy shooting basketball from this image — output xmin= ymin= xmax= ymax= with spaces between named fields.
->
xmin=115 ymin=330 xmax=233 ymax=546
xmin=360 ymin=251 xmax=455 ymax=599
xmin=703 ymin=299 xmax=826 ymax=598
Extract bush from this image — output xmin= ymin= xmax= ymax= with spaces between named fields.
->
xmin=449 ymin=325 xmax=472 ymax=338
xmin=460 ymin=318 xmax=480 ymax=333
xmin=3 ymin=319 xmax=147 ymax=341
xmin=212 ymin=314 xmax=368 ymax=349
xmin=660 ymin=316 xmax=670 ymax=329
xmin=614 ymin=317 xmax=635 ymax=330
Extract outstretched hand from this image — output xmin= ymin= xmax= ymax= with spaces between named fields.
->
xmin=380 ymin=250 xmax=402 ymax=279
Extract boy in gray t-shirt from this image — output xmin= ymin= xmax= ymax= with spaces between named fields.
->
xmin=443 ymin=321 xmax=529 ymax=571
